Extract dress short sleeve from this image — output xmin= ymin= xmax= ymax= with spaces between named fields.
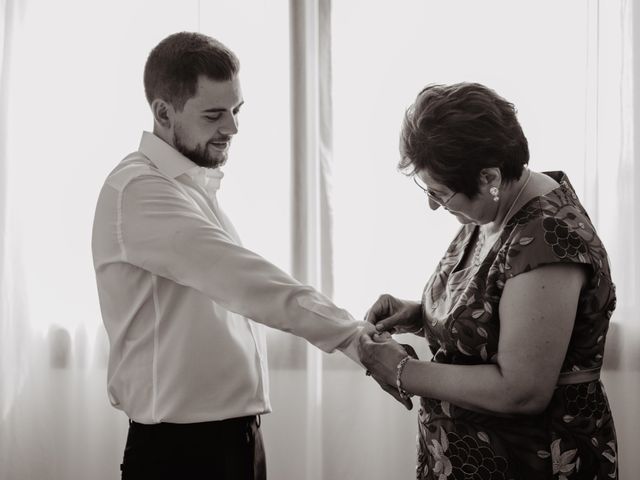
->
xmin=502 ymin=202 xmax=597 ymax=280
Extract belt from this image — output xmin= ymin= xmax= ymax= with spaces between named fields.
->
xmin=130 ymin=415 xmax=260 ymax=430
xmin=557 ymin=367 xmax=601 ymax=385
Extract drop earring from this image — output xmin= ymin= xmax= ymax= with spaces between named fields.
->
xmin=490 ymin=186 xmax=500 ymax=202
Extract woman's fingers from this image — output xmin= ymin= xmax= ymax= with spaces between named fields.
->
xmin=365 ymin=295 xmax=420 ymax=334
xmin=364 ymin=294 xmax=396 ymax=325
xmin=372 ymin=331 xmax=392 ymax=342
xmin=374 ymin=313 xmax=406 ymax=333
xmin=400 ymin=343 xmax=419 ymax=359
xmin=358 ymin=333 xmax=411 ymax=386
xmin=357 ymin=332 xmax=390 ymax=371
xmin=359 ymin=321 xmax=377 ymax=336
xmin=357 ymin=331 xmax=375 ymax=364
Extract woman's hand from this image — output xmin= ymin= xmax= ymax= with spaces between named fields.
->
xmin=357 ymin=331 xmax=412 ymax=387
xmin=365 ymin=294 xmax=423 ymax=335
xmin=357 ymin=331 xmax=416 ymax=410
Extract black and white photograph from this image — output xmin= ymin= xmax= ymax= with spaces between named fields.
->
xmin=0 ymin=1 xmax=638 ymax=479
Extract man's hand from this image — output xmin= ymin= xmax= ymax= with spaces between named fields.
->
xmin=365 ymin=294 xmax=423 ymax=335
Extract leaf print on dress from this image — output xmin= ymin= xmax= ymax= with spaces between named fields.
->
xmin=518 ymin=236 xmax=534 ymax=246
xmin=542 ymin=216 xmax=587 ymax=259
xmin=440 ymin=400 xmax=452 ymax=418
xmin=602 ymin=441 xmax=617 ymax=479
xmin=445 ymin=431 xmax=509 ymax=480
xmin=426 ymin=428 xmax=453 ymax=480
xmin=550 ymin=439 xmax=577 ymax=480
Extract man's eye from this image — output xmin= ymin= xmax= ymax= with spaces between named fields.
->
xmin=205 ymin=115 xmax=222 ymax=121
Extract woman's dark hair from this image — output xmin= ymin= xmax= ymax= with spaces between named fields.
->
xmin=143 ymin=32 xmax=240 ymax=111
xmin=399 ymin=82 xmax=529 ymax=198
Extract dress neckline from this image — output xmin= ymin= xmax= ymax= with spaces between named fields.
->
xmin=451 ymin=171 xmax=570 ymax=275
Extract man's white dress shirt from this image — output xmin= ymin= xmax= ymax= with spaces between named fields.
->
xmin=92 ymin=132 xmax=360 ymax=424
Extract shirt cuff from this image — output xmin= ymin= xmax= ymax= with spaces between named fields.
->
xmin=336 ymin=321 xmax=370 ymax=368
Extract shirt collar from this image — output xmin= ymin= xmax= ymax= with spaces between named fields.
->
xmin=138 ymin=131 xmax=225 ymax=194
xmin=186 ymin=165 xmax=225 ymax=195
xmin=139 ymin=131 xmax=197 ymax=179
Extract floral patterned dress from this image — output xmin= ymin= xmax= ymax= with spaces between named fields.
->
xmin=417 ymin=172 xmax=617 ymax=480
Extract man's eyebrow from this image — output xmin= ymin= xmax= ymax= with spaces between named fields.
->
xmin=202 ymin=101 xmax=244 ymax=113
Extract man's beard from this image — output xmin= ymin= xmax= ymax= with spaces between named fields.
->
xmin=173 ymin=130 xmax=227 ymax=169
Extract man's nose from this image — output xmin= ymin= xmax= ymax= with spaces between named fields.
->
xmin=219 ymin=113 xmax=239 ymax=136
xmin=428 ymin=198 xmax=440 ymax=210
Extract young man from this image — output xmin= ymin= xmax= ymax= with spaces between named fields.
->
xmin=92 ymin=32 xmax=377 ymax=479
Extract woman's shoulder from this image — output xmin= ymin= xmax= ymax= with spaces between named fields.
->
xmin=509 ymin=171 xmax=594 ymax=235
xmin=501 ymin=171 xmax=612 ymax=278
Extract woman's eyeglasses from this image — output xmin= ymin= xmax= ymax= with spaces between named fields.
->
xmin=413 ymin=176 xmax=457 ymax=206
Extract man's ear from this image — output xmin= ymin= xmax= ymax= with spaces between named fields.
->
xmin=151 ymin=99 xmax=174 ymax=129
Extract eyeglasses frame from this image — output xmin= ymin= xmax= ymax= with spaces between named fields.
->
xmin=412 ymin=176 xmax=457 ymax=206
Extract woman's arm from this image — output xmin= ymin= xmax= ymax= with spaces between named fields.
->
xmin=359 ymin=263 xmax=587 ymax=415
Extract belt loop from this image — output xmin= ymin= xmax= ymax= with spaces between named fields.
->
xmin=245 ymin=416 xmax=254 ymax=444
xmin=256 ymin=414 xmax=261 ymax=428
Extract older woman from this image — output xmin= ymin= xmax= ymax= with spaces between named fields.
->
xmin=358 ymin=83 xmax=617 ymax=480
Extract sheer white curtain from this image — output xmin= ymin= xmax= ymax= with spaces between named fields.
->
xmin=0 ymin=2 xmax=204 ymax=478
xmin=591 ymin=0 xmax=640 ymax=478
xmin=0 ymin=1 xmax=297 ymax=479
xmin=2 ymin=1 xmax=638 ymax=479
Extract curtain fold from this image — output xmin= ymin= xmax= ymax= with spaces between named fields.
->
xmin=289 ymin=1 xmax=334 ymax=478
xmin=0 ymin=0 xmax=27 ymax=429
xmin=598 ymin=0 xmax=640 ymax=477
xmin=290 ymin=0 xmax=334 ymax=295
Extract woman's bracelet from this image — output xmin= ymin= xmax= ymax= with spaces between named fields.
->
xmin=396 ymin=355 xmax=413 ymax=400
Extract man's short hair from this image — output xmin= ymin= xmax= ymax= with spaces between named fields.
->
xmin=143 ymin=32 xmax=240 ymax=111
